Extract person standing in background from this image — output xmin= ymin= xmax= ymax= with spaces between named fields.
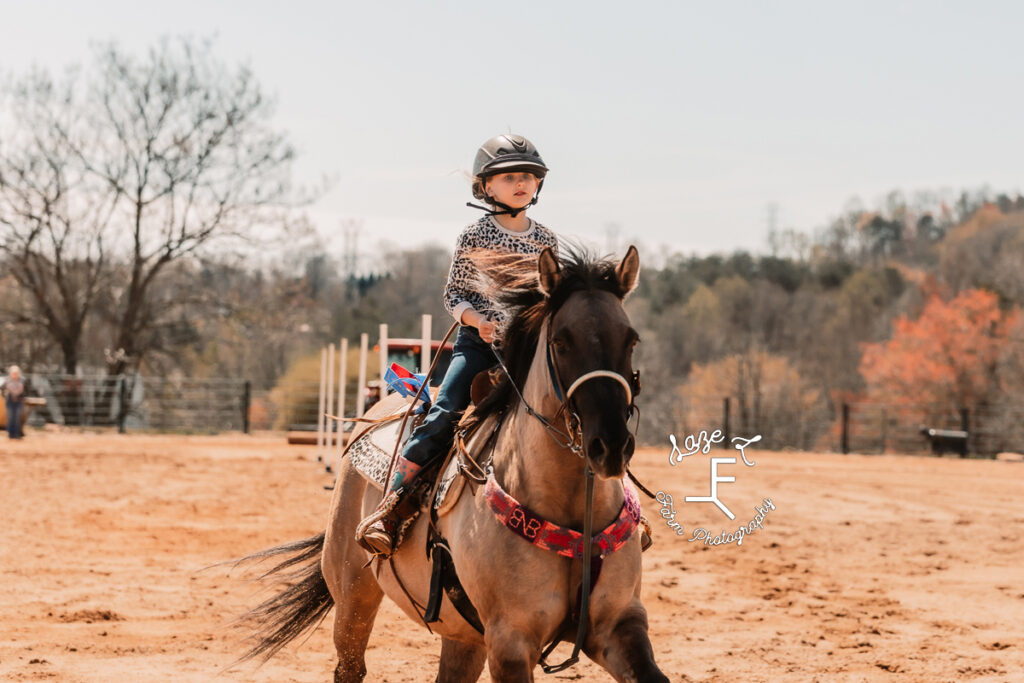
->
xmin=3 ymin=365 xmax=26 ymax=439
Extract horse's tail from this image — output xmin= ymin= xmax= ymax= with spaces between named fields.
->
xmin=232 ymin=532 xmax=334 ymax=664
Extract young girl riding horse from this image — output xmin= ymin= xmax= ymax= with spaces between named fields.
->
xmin=355 ymin=133 xmax=558 ymax=557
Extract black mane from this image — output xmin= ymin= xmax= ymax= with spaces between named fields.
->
xmin=463 ymin=242 xmax=628 ymax=431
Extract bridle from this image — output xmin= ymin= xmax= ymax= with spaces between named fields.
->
xmin=488 ymin=317 xmax=640 ymax=459
xmin=385 ymin=304 xmax=645 ymax=674
xmin=482 ymin=313 xmax=641 ymax=673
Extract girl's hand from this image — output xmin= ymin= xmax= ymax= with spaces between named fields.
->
xmin=461 ymin=308 xmax=497 ymax=343
xmin=477 ymin=319 xmax=497 ymax=343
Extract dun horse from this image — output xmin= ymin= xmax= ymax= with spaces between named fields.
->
xmin=237 ymin=246 xmax=670 ymax=682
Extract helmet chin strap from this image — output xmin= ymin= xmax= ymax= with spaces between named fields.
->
xmin=466 ymin=179 xmax=545 ymax=218
xmin=465 ymin=198 xmax=533 ymax=217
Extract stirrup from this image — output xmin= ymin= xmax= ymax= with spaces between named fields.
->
xmin=357 ymin=518 xmax=398 ymax=558
xmin=355 ymin=487 xmax=421 ymax=559
xmin=355 ymin=489 xmax=403 ymax=558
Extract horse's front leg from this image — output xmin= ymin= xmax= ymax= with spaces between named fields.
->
xmin=591 ymin=604 xmax=670 ymax=683
xmin=484 ymin=626 xmax=539 ymax=683
xmin=436 ymin=636 xmax=487 ymax=683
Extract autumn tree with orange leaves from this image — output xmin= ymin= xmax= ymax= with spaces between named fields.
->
xmin=859 ymin=289 xmax=1020 ymax=408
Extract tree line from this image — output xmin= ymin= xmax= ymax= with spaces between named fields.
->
xmin=3 ymin=38 xmax=1022 ymax=449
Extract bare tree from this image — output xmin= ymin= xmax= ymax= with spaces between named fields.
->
xmin=1 ymin=37 xmax=304 ymax=375
xmin=0 ymin=70 xmax=111 ymax=373
xmin=84 ymin=38 xmax=300 ymax=374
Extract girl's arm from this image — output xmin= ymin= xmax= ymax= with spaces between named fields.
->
xmin=443 ymin=232 xmax=475 ymax=323
xmin=442 ymin=233 xmax=497 ymax=342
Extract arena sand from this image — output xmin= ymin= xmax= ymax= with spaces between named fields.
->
xmin=1 ymin=431 xmax=1021 ymax=682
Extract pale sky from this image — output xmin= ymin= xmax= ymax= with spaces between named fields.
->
xmin=2 ymin=1 xmax=1022 ymax=266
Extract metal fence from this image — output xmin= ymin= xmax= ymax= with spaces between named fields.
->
xmin=669 ymin=393 xmax=833 ymax=452
xmin=23 ymin=374 xmax=251 ymax=433
xmin=840 ymin=402 xmax=1024 ymax=457
xmin=251 ymin=380 xmax=324 ymax=431
xmin=17 ymin=373 xmax=370 ymax=435
xmin=670 ymin=393 xmax=1024 ymax=457
xmin=17 ymin=372 xmax=1024 ymax=454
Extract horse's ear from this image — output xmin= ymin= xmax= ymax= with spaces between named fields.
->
xmin=616 ymin=245 xmax=640 ymax=298
xmin=537 ymin=247 xmax=560 ymax=297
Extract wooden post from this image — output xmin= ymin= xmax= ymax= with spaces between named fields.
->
xmin=357 ymin=333 xmax=368 ymax=418
xmin=841 ymin=403 xmax=850 ymax=454
xmin=325 ymin=343 xmax=335 ymax=450
xmin=959 ymin=407 xmax=970 ymax=457
xmin=722 ymin=396 xmax=731 ymax=446
xmin=117 ymin=376 xmax=128 ymax=434
xmin=242 ymin=380 xmax=252 ymax=434
xmin=334 ymin=337 xmax=349 ymax=468
xmin=879 ymin=407 xmax=886 ymax=455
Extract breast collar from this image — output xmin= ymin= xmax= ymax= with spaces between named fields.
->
xmin=483 ymin=472 xmax=642 ymax=559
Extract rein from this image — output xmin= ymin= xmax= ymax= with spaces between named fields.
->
xmin=487 ymin=318 xmax=638 ymax=674
xmin=362 ymin=310 xmax=648 ymax=673
xmin=371 ymin=320 xmax=460 ymax=625
xmin=488 ymin=343 xmax=638 ymax=457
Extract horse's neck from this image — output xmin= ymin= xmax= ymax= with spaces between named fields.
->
xmin=492 ymin=321 xmax=624 ymax=527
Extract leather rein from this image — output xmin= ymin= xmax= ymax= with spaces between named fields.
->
xmin=487 ymin=320 xmax=640 ymax=460
xmin=365 ymin=313 xmax=646 ymax=675
xmin=483 ymin=319 xmax=641 ymax=674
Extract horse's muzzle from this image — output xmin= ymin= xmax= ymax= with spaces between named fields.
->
xmin=587 ymin=432 xmax=635 ymax=479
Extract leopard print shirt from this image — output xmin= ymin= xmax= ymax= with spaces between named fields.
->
xmin=443 ymin=216 xmax=558 ymax=327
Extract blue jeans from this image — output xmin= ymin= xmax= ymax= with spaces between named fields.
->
xmin=401 ymin=325 xmax=495 ymax=467
xmin=6 ymin=400 xmax=23 ymax=439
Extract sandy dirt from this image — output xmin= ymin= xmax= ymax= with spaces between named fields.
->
xmin=1 ymin=430 xmax=1021 ymax=682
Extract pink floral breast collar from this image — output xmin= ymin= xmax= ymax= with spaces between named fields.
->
xmin=483 ymin=472 xmax=642 ymax=559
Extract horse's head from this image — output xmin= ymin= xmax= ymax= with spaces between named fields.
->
xmin=466 ymin=244 xmax=643 ymax=480
xmin=538 ymin=245 xmax=641 ymax=480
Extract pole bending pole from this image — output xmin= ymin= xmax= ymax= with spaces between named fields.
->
xmin=357 ymin=333 xmax=368 ymax=418
xmin=316 ymin=347 xmax=327 ymax=462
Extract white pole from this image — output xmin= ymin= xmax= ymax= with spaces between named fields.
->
xmin=420 ymin=314 xmax=432 ymax=376
xmin=335 ymin=337 xmax=348 ymax=462
xmin=316 ymin=347 xmax=327 ymax=462
xmin=357 ymin=333 xmax=368 ymax=417
xmin=325 ymin=343 xmax=335 ymax=450
xmin=379 ymin=323 xmax=389 ymax=398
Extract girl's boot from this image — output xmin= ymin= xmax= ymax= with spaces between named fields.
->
xmin=354 ymin=456 xmax=422 ymax=557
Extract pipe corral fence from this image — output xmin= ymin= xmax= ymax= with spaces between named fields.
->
xmin=8 ymin=312 xmax=1022 ymax=459
xmin=9 ymin=315 xmax=454 ymax=442
xmin=673 ymin=393 xmax=1023 ymax=458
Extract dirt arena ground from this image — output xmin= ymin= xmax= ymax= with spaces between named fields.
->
xmin=1 ymin=430 xmax=1021 ymax=682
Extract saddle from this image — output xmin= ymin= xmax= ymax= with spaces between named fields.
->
xmin=346 ymin=392 xmax=476 ymax=515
